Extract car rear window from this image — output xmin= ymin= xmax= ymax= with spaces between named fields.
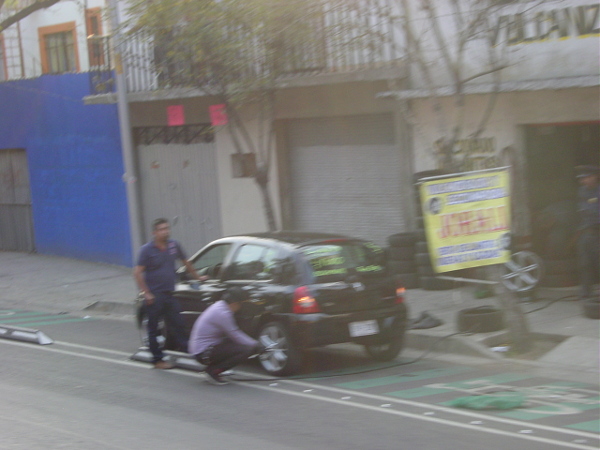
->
xmin=300 ymin=240 xmax=385 ymax=282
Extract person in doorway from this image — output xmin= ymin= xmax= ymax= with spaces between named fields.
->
xmin=189 ymin=286 xmax=266 ymax=385
xmin=575 ymin=165 xmax=600 ymax=300
xmin=134 ymin=218 xmax=200 ymax=369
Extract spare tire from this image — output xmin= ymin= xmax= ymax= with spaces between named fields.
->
xmin=388 ymin=232 xmax=418 ymax=247
xmin=457 ymin=306 xmax=504 ymax=333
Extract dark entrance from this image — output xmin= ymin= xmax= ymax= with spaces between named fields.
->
xmin=525 ymin=123 xmax=599 ymax=287
xmin=0 ymin=148 xmax=35 ymax=252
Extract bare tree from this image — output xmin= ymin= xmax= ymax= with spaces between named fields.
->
xmin=393 ymin=0 xmax=547 ymax=352
xmin=0 ymin=0 xmax=61 ymax=33
xmin=125 ymin=0 xmax=368 ymax=231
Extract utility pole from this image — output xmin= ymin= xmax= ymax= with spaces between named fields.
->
xmin=107 ymin=0 xmax=143 ymax=263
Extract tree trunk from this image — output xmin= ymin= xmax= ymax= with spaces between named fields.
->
xmin=491 ymin=265 xmax=532 ymax=353
xmin=255 ymin=163 xmax=277 ymax=231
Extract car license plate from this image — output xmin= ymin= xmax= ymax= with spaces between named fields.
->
xmin=349 ymin=320 xmax=379 ymax=337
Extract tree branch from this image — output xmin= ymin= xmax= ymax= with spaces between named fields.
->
xmin=0 ymin=0 xmax=60 ymax=32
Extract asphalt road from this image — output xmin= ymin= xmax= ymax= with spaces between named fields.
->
xmin=0 ymin=310 xmax=598 ymax=450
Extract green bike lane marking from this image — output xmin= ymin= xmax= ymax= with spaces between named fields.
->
xmin=566 ymin=420 xmax=600 ymax=433
xmin=335 ymin=366 xmax=474 ymax=389
xmin=0 ymin=312 xmax=57 ymax=322
xmin=342 ymin=368 xmax=599 ymax=430
xmin=384 ymin=372 xmax=533 ymax=399
xmin=8 ymin=317 xmax=96 ymax=327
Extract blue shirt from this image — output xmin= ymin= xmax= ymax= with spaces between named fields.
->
xmin=137 ymin=239 xmax=187 ymax=293
xmin=188 ymin=300 xmax=257 ymax=355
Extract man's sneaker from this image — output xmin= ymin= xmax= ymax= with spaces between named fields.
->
xmin=153 ymin=360 xmax=175 ymax=370
xmin=220 ymin=369 xmax=234 ymax=377
xmin=205 ymin=369 xmax=229 ymax=385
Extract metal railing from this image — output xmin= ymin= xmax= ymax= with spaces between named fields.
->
xmin=88 ymin=0 xmax=403 ymax=96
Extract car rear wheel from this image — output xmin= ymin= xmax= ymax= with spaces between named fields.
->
xmin=364 ymin=331 xmax=405 ymax=361
xmin=257 ymin=321 xmax=302 ymax=376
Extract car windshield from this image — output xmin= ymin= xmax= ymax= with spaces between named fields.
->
xmin=300 ymin=240 xmax=385 ymax=282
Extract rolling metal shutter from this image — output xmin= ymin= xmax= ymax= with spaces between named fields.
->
xmin=287 ymin=114 xmax=403 ymax=245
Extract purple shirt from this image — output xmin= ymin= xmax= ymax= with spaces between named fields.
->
xmin=188 ymin=300 xmax=257 ymax=355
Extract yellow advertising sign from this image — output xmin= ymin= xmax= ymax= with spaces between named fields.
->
xmin=419 ymin=169 xmax=511 ymax=273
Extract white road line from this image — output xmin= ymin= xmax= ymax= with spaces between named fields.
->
xmin=241 ymin=382 xmax=597 ymax=450
xmin=53 ymin=340 xmax=132 ymax=356
xmin=279 ymin=378 xmax=600 ymax=440
xmin=0 ymin=338 xmax=145 ymax=369
xmin=2 ymin=338 xmax=598 ymax=449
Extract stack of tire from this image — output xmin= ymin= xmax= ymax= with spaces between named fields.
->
xmin=387 ymin=232 xmax=419 ymax=289
xmin=413 ymin=169 xmax=457 ymax=291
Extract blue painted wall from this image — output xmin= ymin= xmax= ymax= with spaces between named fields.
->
xmin=0 ymin=74 xmax=132 ymax=266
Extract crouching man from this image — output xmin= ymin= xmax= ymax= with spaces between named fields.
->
xmin=189 ymin=286 xmax=265 ymax=385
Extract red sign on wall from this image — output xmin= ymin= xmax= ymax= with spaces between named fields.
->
xmin=209 ymin=104 xmax=228 ymax=126
xmin=167 ymin=105 xmax=185 ymax=126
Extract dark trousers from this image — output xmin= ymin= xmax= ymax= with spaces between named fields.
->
xmin=145 ymin=292 xmax=187 ymax=363
xmin=577 ymin=227 xmax=600 ymax=298
xmin=195 ymin=339 xmax=255 ymax=373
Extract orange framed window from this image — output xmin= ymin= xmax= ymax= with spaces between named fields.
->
xmin=0 ymin=34 xmax=6 ymax=81
xmin=38 ymin=22 xmax=79 ymax=74
xmin=86 ymin=8 xmax=105 ymax=67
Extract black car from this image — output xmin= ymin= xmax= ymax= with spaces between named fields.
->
xmin=137 ymin=231 xmax=409 ymax=376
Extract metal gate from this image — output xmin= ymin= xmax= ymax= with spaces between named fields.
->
xmin=287 ymin=114 xmax=404 ymax=246
xmin=0 ymin=149 xmax=35 ymax=252
xmin=135 ymin=125 xmax=222 ymax=253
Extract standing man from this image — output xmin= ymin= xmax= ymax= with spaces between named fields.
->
xmin=189 ymin=286 xmax=265 ymax=385
xmin=575 ymin=166 xmax=599 ymax=300
xmin=134 ymin=218 xmax=200 ymax=369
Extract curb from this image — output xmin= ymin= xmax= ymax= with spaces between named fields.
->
xmin=83 ymin=300 xmax=136 ymax=316
xmin=405 ymin=330 xmax=505 ymax=361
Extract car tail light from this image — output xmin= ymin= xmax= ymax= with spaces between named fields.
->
xmin=395 ymin=286 xmax=406 ymax=304
xmin=293 ymin=286 xmax=321 ymax=314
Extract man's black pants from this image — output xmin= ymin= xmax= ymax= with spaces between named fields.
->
xmin=195 ymin=339 xmax=255 ymax=373
xmin=145 ymin=292 xmax=187 ymax=363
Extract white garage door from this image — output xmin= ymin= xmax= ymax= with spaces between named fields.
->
xmin=136 ymin=125 xmax=222 ymax=254
xmin=287 ymin=114 xmax=404 ymax=246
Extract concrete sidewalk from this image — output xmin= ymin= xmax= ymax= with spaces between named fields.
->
xmin=1 ymin=251 xmax=598 ymax=381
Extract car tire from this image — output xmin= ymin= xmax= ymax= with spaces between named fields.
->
xmin=456 ymin=306 xmax=504 ymax=333
xmin=257 ymin=321 xmax=302 ymax=376
xmin=416 ymin=252 xmax=432 ymax=266
xmin=388 ymin=259 xmax=416 ymax=274
xmin=417 ymin=264 xmax=435 ymax=277
xmin=582 ymin=298 xmax=600 ymax=320
xmin=387 ymin=247 xmax=415 ymax=262
xmin=364 ymin=327 xmax=405 ymax=361
xmin=415 ymin=241 xmax=429 ymax=253
xmin=388 ymin=232 xmax=418 ymax=248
